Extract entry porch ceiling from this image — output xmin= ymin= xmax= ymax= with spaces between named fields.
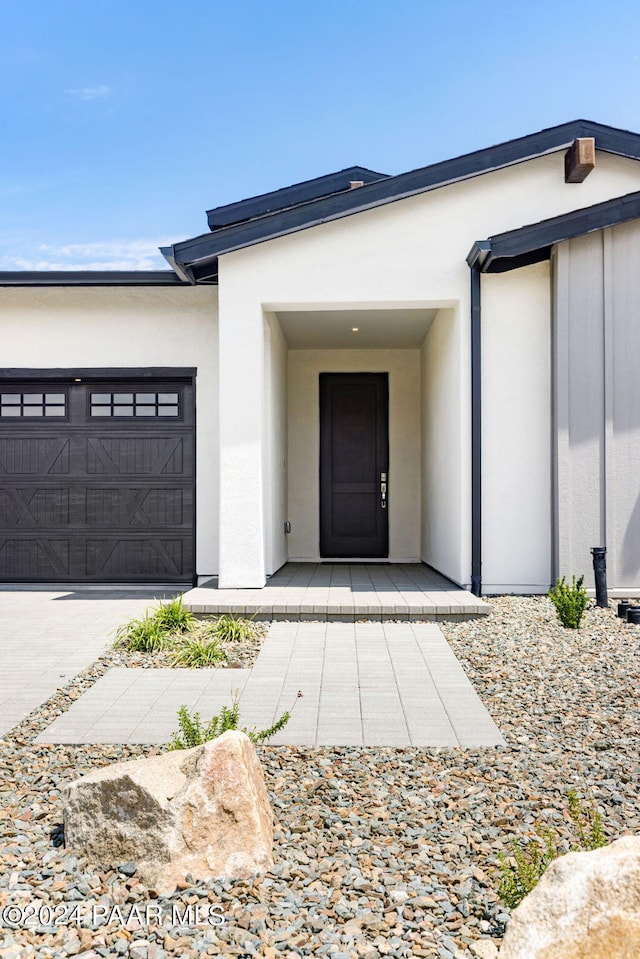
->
xmin=276 ymin=308 xmax=439 ymax=349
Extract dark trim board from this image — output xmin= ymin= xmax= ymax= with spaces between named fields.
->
xmin=165 ymin=119 xmax=640 ymax=276
xmin=158 ymin=250 xmax=207 ymax=285
xmin=470 ymin=268 xmax=482 ymax=597
xmin=206 ymin=166 xmax=389 ymax=230
xmin=191 ymin=262 xmax=220 ymax=283
xmin=0 ymin=367 xmax=197 ymax=381
xmin=0 ymin=271 xmax=188 ymax=287
xmin=467 ymin=189 xmax=640 ymax=273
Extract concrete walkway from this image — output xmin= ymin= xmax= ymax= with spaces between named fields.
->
xmin=183 ymin=563 xmax=489 ymax=621
xmin=37 ymin=622 xmax=505 ymax=748
xmin=0 ymin=589 xmax=176 ymax=736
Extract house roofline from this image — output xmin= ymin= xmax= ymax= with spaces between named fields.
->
xmin=206 ymin=166 xmax=389 ymax=230
xmin=0 ymin=366 xmax=197 ymax=379
xmin=467 ymin=188 xmax=640 ymax=273
xmin=0 ymin=271 xmax=190 ymax=287
xmin=164 ymin=119 xmax=640 ymax=277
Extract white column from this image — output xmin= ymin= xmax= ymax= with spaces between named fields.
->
xmin=217 ymin=300 xmax=267 ymax=588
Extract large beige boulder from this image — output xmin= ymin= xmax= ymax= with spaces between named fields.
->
xmin=63 ymin=730 xmax=273 ymax=892
xmin=500 ymin=836 xmax=640 ymax=959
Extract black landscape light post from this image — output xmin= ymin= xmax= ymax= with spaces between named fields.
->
xmin=591 ymin=546 xmax=608 ymax=609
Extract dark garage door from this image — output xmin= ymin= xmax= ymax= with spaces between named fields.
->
xmin=0 ymin=375 xmax=195 ymax=584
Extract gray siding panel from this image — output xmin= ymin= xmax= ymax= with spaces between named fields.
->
xmin=609 ymin=223 xmax=640 ymax=588
xmin=554 ymin=222 xmax=640 ymax=590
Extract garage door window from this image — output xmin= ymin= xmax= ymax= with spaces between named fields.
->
xmin=0 ymin=392 xmax=66 ymax=417
xmin=90 ymin=391 xmax=180 ymax=418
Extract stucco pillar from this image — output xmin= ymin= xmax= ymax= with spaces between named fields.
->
xmin=217 ymin=301 xmax=267 ymax=588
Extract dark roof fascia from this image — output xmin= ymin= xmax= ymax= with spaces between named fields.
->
xmin=157 ymin=250 xmax=196 ymax=284
xmin=157 ymin=250 xmax=219 ymax=285
xmin=168 ymin=119 xmax=640 ymax=271
xmin=467 ymin=189 xmax=640 ymax=273
xmin=0 ymin=271 xmax=190 ymax=287
xmin=0 ymin=367 xmax=197 ymax=380
xmin=191 ymin=262 xmax=219 ymax=283
xmin=206 ymin=166 xmax=389 ymax=230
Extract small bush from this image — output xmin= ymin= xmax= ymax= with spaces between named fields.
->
xmin=168 ymin=694 xmax=291 ymax=750
xmin=171 ymin=636 xmax=227 ymax=668
xmin=497 ymin=825 xmax=559 ymax=910
xmin=152 ymin=596 xmax=194 ymax=634
xmin=548 ymin=575 xmax=588 ymax=628
xmin=566 ymin=787 xmax=607 ymax=851
xmin=209 ymin=614 xmax=257 ymax=643
xmin=497 ymin=789 xmax=607 ymax=909
xmin=114 ymin=612 xmax=168 ymax=653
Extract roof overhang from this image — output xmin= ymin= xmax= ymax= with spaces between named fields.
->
xmin=163 ymin=119 xmax=640 ymax=282
xmin=467 ymin=189 xmax=640 ymax=273
xmin=205 ymin=166 xmax=389 ymax=230
xmin=0 ymin=271 xmax=189 ymax=287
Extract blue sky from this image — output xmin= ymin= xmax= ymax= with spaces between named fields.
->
xmin=2 ymin=0 xmax=640 ymax=270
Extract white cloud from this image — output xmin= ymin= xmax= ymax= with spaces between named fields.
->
xmin=66 ymin=85 xmax=111 ymax=102
xmin=0 ymin=239 xmax=173 ymax=271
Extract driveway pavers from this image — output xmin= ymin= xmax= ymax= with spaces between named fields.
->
xmin=0 ymin=588 xmax=176 ymax=736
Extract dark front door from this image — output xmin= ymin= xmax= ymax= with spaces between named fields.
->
xmin=319 ymin=372 xmax=389 ymax=558
xmin=0 ymin=376 xmax=195 ymax=584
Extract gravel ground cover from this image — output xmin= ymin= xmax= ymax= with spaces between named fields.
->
xmin=1 ymin=596 xmax=639 ymax=958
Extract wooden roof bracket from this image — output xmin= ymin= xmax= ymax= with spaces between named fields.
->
xmin=565 ymin=137 xmax=596 ymax=183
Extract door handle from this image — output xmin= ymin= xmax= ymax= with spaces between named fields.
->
xmin=381 ymin=472 xmax=387 ymax=509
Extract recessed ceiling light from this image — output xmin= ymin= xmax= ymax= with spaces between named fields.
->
xmin=351 ymin=327 xmax=359 ymax=332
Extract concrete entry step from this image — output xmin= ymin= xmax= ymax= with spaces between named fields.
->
xmin=181 ymin=563 xmax=489 ymax=621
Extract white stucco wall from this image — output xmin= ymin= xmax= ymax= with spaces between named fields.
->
xmin=287 ymin=349 xmax=421 ymax=562
xmin=263 ymin=313 xmax=288 ymax=575
xmin=217 ymin=286 xmax=268 ymax=587
xmin=420 ymin=308 xmax=463 ymax=582
xmin=0 ymin=285 xmax=219 ymax=576
xmin=217 ymin=149 xmax=640 ymax=587
xmin=481 ymin=264 xmax=552 ymax=592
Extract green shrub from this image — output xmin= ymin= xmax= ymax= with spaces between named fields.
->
xmin=114 ymin=612 xmax=168 ymax=653
xmin=171 ymin=636 xmax=227 ymax=668
xmin=151 ymin=596 xmax=194 ymax=634
xmin=208 ymin=614 xmax=257 ymax=643
xmin=168 ymin=695 xmax=291 ymax=750
xmin=566 ymin=787 xmax=607 ymax=851
xmin=548 ymin=575 xmax=588 ymax=628
xmin=497 ymin=825 xmax=559 ymax=910
xmin=497 ymin=789 xmax=607 ymax=909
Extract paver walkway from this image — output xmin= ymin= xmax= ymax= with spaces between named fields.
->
xmin=0 ymin=588 xmax=176 ymax=736
xmin=183 ymin=563 xmax=489 ymax=620
xmin=37 ymin=622 xmax=505 ymax=747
